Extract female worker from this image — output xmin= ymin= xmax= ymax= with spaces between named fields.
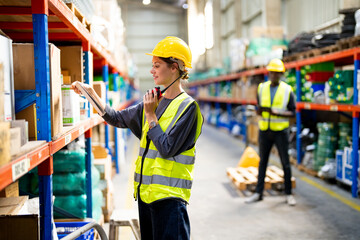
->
xmin=71 ymin=36 xmax=203 ymax=240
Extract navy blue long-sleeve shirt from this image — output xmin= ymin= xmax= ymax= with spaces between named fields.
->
xmin=102 ymin=93 xmax=200 ymax=158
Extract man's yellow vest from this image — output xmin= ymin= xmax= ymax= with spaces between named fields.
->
xmin=134 ymin=92 xmax=203 ymax=204
xmin=258 ymin=81 xmax=292 ymax=131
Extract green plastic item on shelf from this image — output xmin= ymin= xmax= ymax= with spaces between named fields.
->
xmin=54 ymin=188 xmax=104 ymax=220
xmin=303 ymin=62 xmax=334 ymax=72
xmin=53 ymin=171 xmax=86 ymax=196
xmin=53 ymin=150 xmax=86 ymax=173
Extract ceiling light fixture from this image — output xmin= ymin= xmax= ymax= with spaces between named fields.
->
xmin=143 ymin=0 xmax=151 ymax=5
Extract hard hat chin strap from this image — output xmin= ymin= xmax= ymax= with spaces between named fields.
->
xmin=161 ymin=73 xmax=184 ymax=95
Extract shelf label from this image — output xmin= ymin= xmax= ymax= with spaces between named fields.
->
xmin=79 ymin=126 xmax=85 ymax=136
xmin=65 ymin=134 xmax=72 ymax=145
xmin=304 ymin=103 xmax=311 ymax=110
xmin=330 ymin=105 xmax=338 ymax=111
xmin=12 ymin=158 xmax=30 ymax=181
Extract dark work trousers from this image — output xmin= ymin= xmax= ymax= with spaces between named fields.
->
xmin=138 ymin=195 xmax=190 ymax=240
xmin=255 ymin=129 xmax=292 ymax=195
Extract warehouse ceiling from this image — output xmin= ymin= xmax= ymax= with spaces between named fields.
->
xmin=118 ymin=0 xmax=188 ymax=10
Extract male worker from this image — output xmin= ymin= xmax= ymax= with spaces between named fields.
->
xmin=245 ymin=58 xmax=296 ymax=206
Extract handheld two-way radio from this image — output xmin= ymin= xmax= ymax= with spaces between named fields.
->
xmin=151 ymin=74 xmax=184 ymax=99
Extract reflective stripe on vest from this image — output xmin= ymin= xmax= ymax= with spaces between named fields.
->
xmin=258 ymin=81 xmax=292 ymax=131
xmin=134 ymin=92 xmax=203 ymax=204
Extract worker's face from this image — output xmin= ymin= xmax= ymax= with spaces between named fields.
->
xmin=268 ymin=71 xmax=283 ymax=84
xmin=150 ymin=56 xmax=176 ymax=86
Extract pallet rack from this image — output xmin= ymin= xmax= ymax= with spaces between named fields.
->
xmin=188 ymin=47 xmax=360 ymax=199
xmin=0 ymin=0 xmax=138 ymax=239
xmin=187 ymin=68 xmax=267 ymax=142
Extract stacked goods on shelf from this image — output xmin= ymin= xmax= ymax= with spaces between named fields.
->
xmin=92 ymin=145 xmax=114 ymax=222
xmin=314 ymin=122 xmax=338 ymax=171
xmin=304 ymin=62 xmax=334 ymax=103
xmin=336 ymin=147 xmax=360 ymax=185
xmin=338 ymin=122 xmax=352 ymax=149
xmin=284 ymin=62 xmax=334 ymax=103
xmin=0 ymin=33 xmax=14 ymax=122
xmin=13 ymin=43 xmax=63 ymax=140
xmin=328 ymin=70 xmax=354 ymax=104
xmin=62 ymin=85 xmax=81 ymax=126
xmin=246 ymin=26 xmax=287 ymax=67
xmin=229 ymin=38 xmax=249 ymax=72
xmin=339 ymin=8 xmax=357 ymax=39
xmin=52 ymin=149 xmax=103 ymax=222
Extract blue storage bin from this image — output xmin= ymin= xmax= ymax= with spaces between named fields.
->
xmin=311 ymin=83 xmax=325 ymax=93
xmin=335 ymin=150 xmax=344 ymax=181
xmin=55 ymin=221 xmax=94 ymax=240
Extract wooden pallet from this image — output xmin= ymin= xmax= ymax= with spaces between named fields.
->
xmin=283 ymin=44 xmax=340 ymax=62
xmin=66 ymin=3 xmax=91 ymax=32
xmin=226 ymin=166 xmax=296 ymax=192
xmin=296 ymin=164 xmax=318 ymax=177
xmin=336 ymin=35 xmax=360 ymax=50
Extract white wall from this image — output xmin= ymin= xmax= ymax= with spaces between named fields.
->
xmin=120 ymin=2 xmax=187 ymax=93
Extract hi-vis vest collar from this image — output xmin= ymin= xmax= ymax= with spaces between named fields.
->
xmin=134 ymin=92 xmax=203 ymax=204
xmin=258 ymin=81 xmax=292 ymax=131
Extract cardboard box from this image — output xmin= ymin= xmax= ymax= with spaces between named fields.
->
xmin=251 ymin=26 xmax=284 ymax=39
xmin=94 ymin=154 xmax=112 ymax=180
xmin=0 ymin=214 xmax=39 ymax=240
xmin=10 ymin=119 xmax=28 ymax=146
xmin=92 ymin=145 xmax=109 ymax=159
xmin=12 ymin=43 xmax=63 ymax=138
xmin=0 ymin=195 xmax=27 ymax=215
xmin=15 ymin=104 xmax=37 ymax=141
xmin=62 ymin=85 xmax=80 ymax=126
xmin=92 ymin=81 xmax=106 ymax=114
xmin=59 ymin=46 xmax=84 ymax=83
xmin=0 ymin=181 xmax=19 ymax=198
xmin=10 ymin=127 xmax=21 ymax=156
xmin=0 ymin=121 xmax=10 ymax=167
xmin=0 ymin=33 xmax=15 ymax=121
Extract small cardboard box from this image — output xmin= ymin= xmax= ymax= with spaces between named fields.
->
xmin=0 ymin=181 xmax=19 ymax=198
xmin=0 ymin=214 xmax=39 ymax=240
xmin=92 ymin=81 xmax=106 ymax=114
xmin=59 ymin=46 xmax=84 ymax=83
xmin=12 ymin=43 xmax=63 ymax=138
xmin=15 ymin=104 xmax=37 ymax=141
xmin=10 ymin=119 xmax=28 ymax=146
xmin=0 ymin=121 xmax=10 ymax=167
xmin=10 ymin=127 xmax=21 ymax=156
xmin=62 ymin=85 xmax=80 ymax=126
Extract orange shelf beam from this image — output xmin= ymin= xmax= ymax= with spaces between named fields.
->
xmin=297 ymin=102 xmax=360 ymax=112
xmin=197 ymin=96 xmax=257 ymax=105
xmin=0 ymin=143 xmax=50 ymax=191
xmin=0 ymin=98 xmax=138 ymax=191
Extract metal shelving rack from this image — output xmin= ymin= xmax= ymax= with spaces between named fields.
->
xmin=188 ymin=47 xmax=360 ymax=199
xmin=187 ymin=68 xmax=266 ymax=142
xmin=0 ymin=0 xmax=138 ymax=239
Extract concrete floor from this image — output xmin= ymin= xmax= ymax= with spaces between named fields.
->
xmin=108 ymin=124 xmax=360 ymax=240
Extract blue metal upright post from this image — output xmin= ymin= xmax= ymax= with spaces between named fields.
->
xmin=113 ymin=72 xmax=120 ymax=173
xmin=351 ymin=59 xmax=360 ymax=197
xmin=102 ymin=63 xmax=110 ymax=155
xmin=83 ymin=42 xmax=93 ymax=217
xmin=295 ymin=67 xmax=302 ymax=164
xmin=32 ymin=1 xmax=53 ymax=238
xmin=215 ymin=83 xmax=220 ymax=127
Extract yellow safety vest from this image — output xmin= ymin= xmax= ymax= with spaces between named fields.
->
xmin=258 ymin=81 xmax=292 ymax=131
xmin=134 ymin=92 xmax=203 ymax=204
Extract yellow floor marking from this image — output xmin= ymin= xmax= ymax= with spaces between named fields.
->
xmin=300 ymin=176 xmax=360 ymax=212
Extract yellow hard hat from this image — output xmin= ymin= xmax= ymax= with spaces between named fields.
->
xmin=146 ymin=36 xmax=192 ymax=68
xmin=266 ymin=58 xmax=285 ymax=72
